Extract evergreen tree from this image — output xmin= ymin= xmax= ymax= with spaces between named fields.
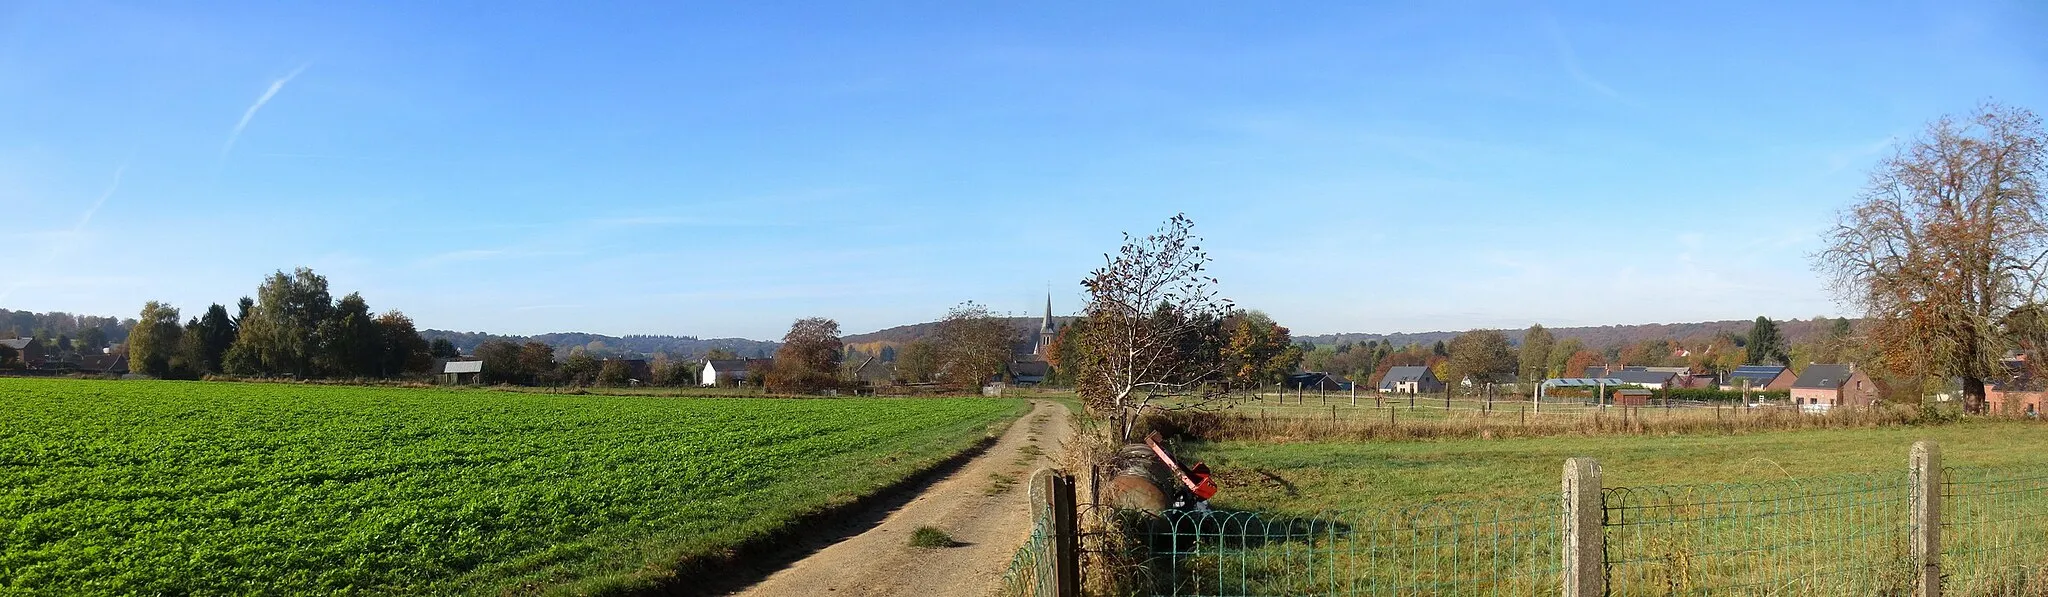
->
xmin=1745 ymin=316 xmax=1789 ymax=366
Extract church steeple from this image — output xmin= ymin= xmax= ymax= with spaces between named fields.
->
xmin=1034 ymin=293 xmax=1057 ymax=356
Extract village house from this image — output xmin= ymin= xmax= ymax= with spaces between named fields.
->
xmin=1790 ymin=364 xmax=1880 ymax=409
xmin=1986 ymin=358 xmax=2043 ymax=416
xmin=701 ymin=358 xmax=771 ymax=387
xmin=1378 ymin=366 xmax=1444 ymax=394
xmin=1723 ymin=365 xmax=1797 ymax=391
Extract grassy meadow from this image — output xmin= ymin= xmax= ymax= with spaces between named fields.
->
xmin=0 ymin=378 xmax=1027 ymax=595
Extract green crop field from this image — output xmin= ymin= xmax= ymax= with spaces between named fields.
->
xmin=0 ymin=378 xmax=1026 ymax=595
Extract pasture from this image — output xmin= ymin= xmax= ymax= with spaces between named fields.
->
xmin=0 ymin=378 xmax=1025 ymax=595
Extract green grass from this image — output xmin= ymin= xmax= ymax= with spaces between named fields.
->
xmin=1184 ymin=419 xmax=2048 ymax=513
xmin=1116 ymin=420 xmax=2048 ymax=596
xmin=908 ymin=526 xmax=957 ymax=548
xmin=0 ymin=378 xmax=1027 ymax=595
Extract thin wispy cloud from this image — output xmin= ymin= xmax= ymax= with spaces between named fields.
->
xmin=1 ymin=157 xmax=131 ymax=304
xmin=219 ymin=63 xmax=311 ymax=164
xmin=1541 ymin=15 xmax=1629 ymax=104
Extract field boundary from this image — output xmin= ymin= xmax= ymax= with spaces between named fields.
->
xmin=588 ymin=424 xmax=1015 ymax=596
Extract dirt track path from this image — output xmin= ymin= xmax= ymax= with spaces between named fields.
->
xmin=732 ymin=400 xmax=1072 ymax=597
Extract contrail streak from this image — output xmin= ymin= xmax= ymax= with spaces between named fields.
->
xmin=219 ymin=63 xmax=311 ymax=163
xmin=0 ymin=157 xmax=131 ymax=304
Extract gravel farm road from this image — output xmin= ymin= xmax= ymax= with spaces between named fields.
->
xmin=731 ymin=400 xmax=1074 ymax=597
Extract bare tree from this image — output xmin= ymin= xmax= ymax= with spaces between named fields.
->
xmin=1077 ymin=213 xmax=1232 ymax=441
xmin=1815 ymin=102 xmax=2047 ymax=413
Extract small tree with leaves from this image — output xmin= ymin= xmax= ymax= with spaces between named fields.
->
xmin=1076 ymin=213 xmax=1233 ymax=441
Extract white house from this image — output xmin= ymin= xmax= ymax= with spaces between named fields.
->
xmin=701 ymin=358 xmax=770 ymax=387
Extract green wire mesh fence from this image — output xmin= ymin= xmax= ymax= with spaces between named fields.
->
xmin=1004 ymin=456 xmax=2048 ymax=597
xmin=1601 ymin=473 xmax=1915 ymax=596
xmin=1941 ymin=466 xmax=2048 ymax=596
xmin=1004 ymin=469 xmax=1060 ymax=597
xmin=1070 ymin=497 xmax=1560 ymax=597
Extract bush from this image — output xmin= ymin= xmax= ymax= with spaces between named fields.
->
xmin=908 ymin=526 xmax=957 ymax=548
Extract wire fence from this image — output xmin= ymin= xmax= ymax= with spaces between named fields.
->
xmin=1005 ymin=456 xmax=2048 ymax=596
xmin=1602 ymin=473 xmax=1914 ymax=596
xmin=1942 ymin=466 xmax=2048 ymax=595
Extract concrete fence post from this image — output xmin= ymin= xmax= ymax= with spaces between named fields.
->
xmin=1562 ymin=457 xmax=1605 ymax=597
xmin=1911 ymin=440 xmax=1941 ymax=597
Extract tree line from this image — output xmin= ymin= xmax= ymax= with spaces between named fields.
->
xmin=126 ymin=268 xmax=458 ymax=380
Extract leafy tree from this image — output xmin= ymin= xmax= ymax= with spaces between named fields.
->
xmin=1815 ymin=103 xmax=2046 ymax=412
xmin=933 ymin=302 xmax=1017 ymax=387
xmin=597 ymin=359 xmax=632 ymax=386
xmin=653 ymin=359 xmax=695 ymax=386
xmin=702 ymin=348 xmax=739 ymax=361
xmin=766 ymin=317 xmax=843 ymax=393
xmin=1076 ymin=213 xmax=1232 ymax=440
xmin=1621 ymin=338 xmax=1676 ymax=367
xmin=1744 ymin=317 xmax=1789 ymax=366
xmin=894 ymin=339 xmax=939 ymax=383
xmin=1518 ymin=324 xmax=1555 ymax=381
xmin=1548 ymin=337 xmax=1587 ymax=377
xmin=1446 ymin=329 xmax=1517 ymax=385
xmin=233 ymin=268 xmax=334 ymax=378
xmin=475 ymin=341 xmax=525 ymax=385
xmin=1563 ymin=350 xmax=1604 ymax=380
xmin=429 ymin=338 xmax=461 ymax=359
xmin=1221 ymin=311 xmax=1301 ymax=387
xmin=1431 ymin=340 xmax=1448 ymax=357
xmin=561 ymin=351 xmax=600 ymax=386
xmin=518 ymin=342 xmax=559 ymax=385
xmin=130 ymin=301 xmax=184 ymax=379
xmin=373 ymin=311 xmax=432 ymax=377
xmin=186 ymin=304 xmax=237 ymax=375
xmin=78 ymin=327 xmax=107 ymax=352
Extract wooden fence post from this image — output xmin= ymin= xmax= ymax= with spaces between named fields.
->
xmin=1562 ymin=457 xmax=1605 ymax=597
xmin=1044 ymin=471 xmax=1080 ymax=597
xmin=1911 ymin=440 xmax=1941 ymax=597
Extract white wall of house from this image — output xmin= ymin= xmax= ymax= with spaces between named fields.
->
xmin=700 ymin=362 xmax=719 ymax=387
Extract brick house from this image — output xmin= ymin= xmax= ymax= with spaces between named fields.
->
xmin=1790 ymin=364 xmax=1879 ymax=409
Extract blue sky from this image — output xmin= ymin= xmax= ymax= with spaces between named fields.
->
xmin=3 ymin=1 xmax=2044 ymax=339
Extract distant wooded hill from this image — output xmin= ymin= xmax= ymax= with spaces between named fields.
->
xmin=418 ymin=330 xmax=779 ymax=360
xmin=1297 ymin=318 xmax=1848 ymax=349
xmin=839 ymin=316 xmax=1080 ymax=346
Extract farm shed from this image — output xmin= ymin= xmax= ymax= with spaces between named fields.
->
xmin=1612 ymin=388 xmax=1654 ymax=406
xmin=1723 ymin=365 xmax=1796 ymax=391
xmin=1378 ymin=366 xmax=1444 ymax=394
xmin=1790 ymin=364 xmax=1879 ymax=409
xmin=438 ymin=360 xmax=483 ymax=385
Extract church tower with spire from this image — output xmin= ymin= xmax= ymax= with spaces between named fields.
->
xmin=1034 ymin=294 xmax=1058 ymax=357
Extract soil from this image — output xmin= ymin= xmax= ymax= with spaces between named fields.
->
xmin=729 ymin=400 xmax=1074 ymax=597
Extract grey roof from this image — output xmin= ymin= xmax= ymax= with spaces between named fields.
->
xmin=1544 ymin=378 xmax=1625 ymax=387
xmin=1726 ymin=365 xmax=1789 ymax=385
xmin=441 ymin=360 xmax=483 ymax=374
xmin=1792 ymin=364 xmax=1856 ymax=390
xmin=1581 ymin=366 xmax=1612 ymax=378
xmin=0 ymin=338 xmax=30 ymax=350
xmin=1610 ymin=369 xmax=1678 ymax=385
xmin=705 ymin=358 xmax=768 ymax=372
xmin=1380 ymin=366 xmax=1436 ymax=385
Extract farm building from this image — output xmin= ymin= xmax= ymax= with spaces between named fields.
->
xmin=1723 ymin=365 xmax=1796 ymax=391
xmin=1378 ymin=366 xmax=1443 ymax=394
xmin=1790 ymin=364 xmax=1879 ymax=409
xmin=438 ymin=360 xmax=483 ymax=385
xmin=1612 ymin=388 xmax=1655 ymax=406
xmin=0 ymin=338 xmax=40 ymax=368
xmin=73 ymin=353 xmax=127 ymax=374
xmin=701 ymin=358 xmax=771 ymax=387
xmin=1287 ymin=372 xmax=1349 ymax=392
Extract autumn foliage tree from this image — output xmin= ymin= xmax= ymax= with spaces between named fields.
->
xmin=767 ymin=317 xmax=843 ymax=393
xmin=1076 ymin=214 xmax=1232 ymax=440
xmin=1815 ymin=103 xmax=2047 ymax=412
xmin=1221 ymin=310 xmax=1301 ymax=388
